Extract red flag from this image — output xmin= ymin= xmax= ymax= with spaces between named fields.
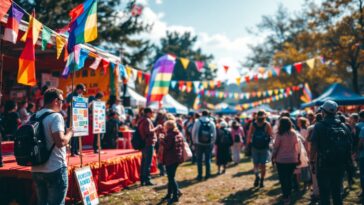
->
xmin=223 ymin=65 xmax=229 ymax=73
xmin=18 ymin=13 xmax=42 ymax=86
xmin=0 ymin=0 xmax=11 ymax=21
xmin=216 ymin=80 xmax=221 ymax=88
xmin=253 ymin=74 xmax=258 ymax=82
xmin=144 ymin=74 xmax=150 ymax=85
xmin=294 ymin=62 xmax=303 ymax=73
xmin=245 ymin=75 xmax=250 ymax=83
xmin=101 ymin=59 xmax=110 ymax=73
xmin=3 ymin=5 xmax=24 ymax=44
xmin=137 ymin=70 xmax=143 ymax=82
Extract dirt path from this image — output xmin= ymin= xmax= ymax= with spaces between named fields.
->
xmin=100 ymin=156 xmax=361 ymax=205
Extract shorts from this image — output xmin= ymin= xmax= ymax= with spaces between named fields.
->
xmin=252 ymin=148 xmax=269 ymax=165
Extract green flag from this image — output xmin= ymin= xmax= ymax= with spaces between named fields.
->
xmin=41 ymin=27 xmax=52 ymax=51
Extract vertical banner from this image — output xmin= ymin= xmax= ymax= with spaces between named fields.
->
xmin=74 ymin=166 xmax=99 ymax=205
xmin=72 ymin=97 xmax=89 ymax=137
xmin=92 ymin=101 xmax=106 ymax=134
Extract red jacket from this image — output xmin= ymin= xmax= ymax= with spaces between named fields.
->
xmin=138 ymin=117 xmax=157 ymax=146
xmin=161 ymin=130 xmax=184 ymax=166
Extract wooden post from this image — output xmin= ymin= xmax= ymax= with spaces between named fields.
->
xmin=98 ymin=133 xmax=101 ymax=187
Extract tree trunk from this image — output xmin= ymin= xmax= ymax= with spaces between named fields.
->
xmin=352 ymin=65 xmax=359 ymax=93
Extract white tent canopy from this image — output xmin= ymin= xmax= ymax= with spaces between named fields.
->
xmin=126 ymin=88 xmax=146 ymax=107
xmin=149 ymin=94 xmax=188 ymax=115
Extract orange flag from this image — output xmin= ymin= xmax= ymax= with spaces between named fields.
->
xmin=0 ymin=0 xmax=11 ymax=21
xmin=18 ymin=14 xmax=42 ymax=86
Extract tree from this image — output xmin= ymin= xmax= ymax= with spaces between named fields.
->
xmin=149 ymin=31 xmax=216 ymax=107
xmin=18 ymin=0 xmax=152 ymax=65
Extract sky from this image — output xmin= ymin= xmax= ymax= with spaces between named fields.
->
xmin=134 ymin=0 xmax=318 ymax=80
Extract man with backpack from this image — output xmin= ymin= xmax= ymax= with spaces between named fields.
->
xmin=247 ymin=110 xmax=273 ymax=188
xmin=138 ymin=108 xmax=162 ymax=186
xmin=356 ymin=110 xmax=364 ymax=202
xmin=30 ymin=88 xmax=73 ymax=205
xmin=311 ymin=100 xmax=352 ymax=205
xmin=192 ymin=110 xmax=216 ymax=181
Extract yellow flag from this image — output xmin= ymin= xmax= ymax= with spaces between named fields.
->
xmin=126 ymin=66 xmax=133 ymax=78
xmin=21 ymin=16 xmax=42 ymax=45
xmin=202 ymin=81 xmax=209 ymax=89
xmin=209 ymin=81 xmax=215 ymax=89
xmin=306 ymin=58 xmax=316 ymax=69
xmin=236 ymin=77 xmax=241 ymax=86
xmin=180 ymin=58 xmax=190 ymax=69
xmin=56 ymin=35 xmax=66 ymax=59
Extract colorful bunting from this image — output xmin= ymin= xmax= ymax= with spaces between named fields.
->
xmin=0 ymin=0 xmax=11 ymax=21
xmin=180 ymin=58 xmax=190 ymax=70
xmin=223 ymin=65 xmax=229 ymax=73
xmin=195 ymin=61 xmax=204 ymax=72
xmin=294 ymin=62 xmax=303 ymax=73
xmin=3 ymin=5 xmax=24 ymax=44
xmin=18 ymin=13 xmax=41 ymax=86
xmin=306 ymin=58 xmax=315 ymax=69
xmin=101 ymin=59 xmax=110 ymax=74
xmin=41 ymin=27 xmax=52 ymax=50
xmin=90 ymin=56 xmax=101 ymax=70
xmin=56 ymin=35 xmax=67 ymax=59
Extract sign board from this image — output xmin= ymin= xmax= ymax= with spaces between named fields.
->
xmin=74 ymin=166 xmax=99 ymax=205
xmin=72 ymin=97 xmax=89 ymax=137
xmin=92 ymin=101 xmax=106 ymax=134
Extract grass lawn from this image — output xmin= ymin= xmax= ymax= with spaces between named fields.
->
xmin=100 ymin=155 xmax=361 ymax=205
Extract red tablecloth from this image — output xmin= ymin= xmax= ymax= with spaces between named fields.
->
xmin=1 ymin=141 xmax=14 ymax=154
xmin=117 ymin=130 xmax=134 ymax=149
xmin=0 ymin=149 xmax=158 ymax=205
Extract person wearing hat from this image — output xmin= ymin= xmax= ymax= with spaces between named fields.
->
xmin=66 ymin=83 xmax=87 ymax=157
xmin=215 ymin=121 xmax=233 ymax=175
xmin=310 ymin=100 xmax=352 ymax=205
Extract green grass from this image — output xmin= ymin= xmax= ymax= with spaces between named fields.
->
xmin=99 ymin=155 xmax=362 ymax=205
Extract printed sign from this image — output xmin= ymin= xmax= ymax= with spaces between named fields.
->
xmin=72 ymin=97 xmax=89 ymax=137
xmin=92 ymin=101 xmax=106 ymax=134
xmin=74 ymin=166 xmax=99 ymax=205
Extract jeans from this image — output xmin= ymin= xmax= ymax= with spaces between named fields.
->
xmin=317 ymin=167 xmax=344 ymax=205
xmin=196 ymin=145 xmax=213 ymax=178
xmin=276 ymin=163 xmax=296 ymax=198
xmin=360 ymin=157 xmax=364 ymax=192
xmin=32 ymin=167 xmax=68 ymax=205
xmin=140 ymin=145 xmax=154 ymax=183
xmin=166 ymin=163 xmax=179 ymax=197
xmin=70 ymin=137 xmax=79 ymax=155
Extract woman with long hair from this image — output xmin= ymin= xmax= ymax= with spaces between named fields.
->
xmin=272 ymin=117 xmax=301 ymax=205
xmin=160 ymin=120 xmax=184 ymax=204
xmin=231 ymin=120 xmax=245 ymax=165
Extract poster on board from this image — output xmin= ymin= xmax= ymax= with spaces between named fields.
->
xmin=72 ymin=97 xmax=89 ymax=137
xmin=74 ymin=166 xmax=99 ymax=205
xmin=92 ymin=101 xmax=106 ymax=134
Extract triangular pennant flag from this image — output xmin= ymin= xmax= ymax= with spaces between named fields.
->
xmin=306 ymin=58 xmax=316 ymax=69
xmin=170 ymin=81 xmax=177 ymax=89
xmin=283 ymin=65 xmax=293 ymax=75
xmin=209 ymin=80 xmax=215 ymax=89
xmin=236 ymin=77 xmax=241 ymax=86
xmin=63 ymin=42 xmax=69 ymax=61
xmin=137 ymin=70 xmax=143 ymax=83
xmin=274 ymin=89 xmax=279 ymax=95
xmin=56 ymin=35 xmax=67 ymax=59
xmin=234 ymin=93 xmax=239 ymax=100
xmin=0 ymin=0 xmax=11 ymax=22
xmin=253 ymin=74 xmax=259 ymax=82
xmin=257 ymin=91 xmax=262 ymax=98
xmin=77 ymin=49 xmax=89 ymax=70
xmin=18 ymin=13 xmax=40 ymax=86
xmin=180 ymin=58 xmax=190 ymax=69
xmin=3 ymin=4 xmax=24 ymax=44
xmin=294 ymin=62 xmax=303 ymax=73
xmin=268 ymin=90 xmax=273 ymax=96
xmin=223 ymin=65 xmax=229 ymax=73
xmin=186 ymin=82 xmax=193 ymax=93
xmin=245 ymin=75 xmax=250 ymax=83
xmin=193 ymin=81 xmax=200 ymax=93
xmin=202 ymin=81 xmax=208 ymax=89
xmin=195 ymin=61 xmax=204 ymax=72
xmin=267 ymin=70 xmax=273 ymax=78
xmin=208 ymin=63 xmax=217 ymax=70
xmin=132 ymin=69 xmax=138 ymax=81
xmin=258 ymin=67 xmax=265 ymax=74
xmin=216 ymin=80 xmax=221 ymax=88
xmin=21 ymin=17 xmax=42 ymax=45
xmin=273 ymin=67 xmax=281 ymax=76
xmin=90 ymin=56 xmax=102 ymax=70
xmin=101 ymin=59 xmax=110 ymax=74
xmin=41 ymin=27 xmax=52 ymax=50
xmin=125 ymin=65 xmax=132 ymax=78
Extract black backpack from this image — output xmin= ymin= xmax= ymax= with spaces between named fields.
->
xmin=131 ymin=121 xmax=146 ymax=150
xmin=198 ymin=119 xmax=213 ymax=144
xmin=252 ymin=123 xmax=270 ymax=150
xmin=318 ymin=121 xmax=351 ymax=168
xmin=14 ymin=111 xmax=55 ymax=166
xmin=220 ymin=128 xmax=232 ymax=146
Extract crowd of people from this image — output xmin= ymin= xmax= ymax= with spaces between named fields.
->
xmin=0 ymin=84 xmax=363 ymax=205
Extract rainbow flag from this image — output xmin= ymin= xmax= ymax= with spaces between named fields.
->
xmin=301 ymin=83 xmax=312 ymax=103
xmin=146 ymin=55 xmax=176 ymax=104
xmin=67 ymin=0 xmax=97 ymax=52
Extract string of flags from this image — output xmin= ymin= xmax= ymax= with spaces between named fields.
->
xmin=200 ymin=84 xmax=303 ymax=100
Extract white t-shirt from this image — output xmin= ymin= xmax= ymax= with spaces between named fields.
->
xmin=31 ymin=109 xmax=67 ymax=173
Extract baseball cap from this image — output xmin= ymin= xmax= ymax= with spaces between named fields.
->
xmin=320 ymin=100 xmax=338 ymax=114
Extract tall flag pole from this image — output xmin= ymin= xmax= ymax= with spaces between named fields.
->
xmin=146 ymin=55 xmax=176 ymax=105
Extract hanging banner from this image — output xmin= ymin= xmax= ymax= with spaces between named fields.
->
xmin=72 ymin=96 xmax=89 ymax=137
xmin=74 ymin=166 xmax=99 ymax=205
xmin=92 ymin=101 xmax=106 ymax=134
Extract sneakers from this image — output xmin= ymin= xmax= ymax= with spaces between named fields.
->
xmin=254 ymin=176 xmax=260 ymax=187
xmin=167 ymin=197 xmax=179 ymax=204
xmin=144 ymin=181 xmax=155 ymax=186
